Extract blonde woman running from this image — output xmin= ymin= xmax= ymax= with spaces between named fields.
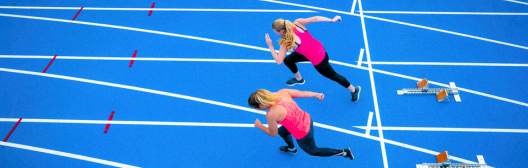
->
xmin=248 ymin=89 xmax=354 ymax=159
xmin=265 ymin=15 xmax=361 ymax=101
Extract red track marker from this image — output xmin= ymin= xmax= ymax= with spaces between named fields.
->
xmin=42 ymin=54 xmax=58 ymax=73
xmin=148 ymin=2 xmax=156 ymax=16
xmin=71 ymin=6 xmax=84 ymax=21
xmin=3 ymin=118 xmax=23 ymax=142
xmin=104 ymin=111 xmax=115 ymax=134
xmin=129 ymin=49 xmax=138 ymax=68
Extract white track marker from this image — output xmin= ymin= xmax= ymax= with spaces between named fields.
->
xmin=365 ymin=112 xmax=374 ymax=135
xmin=351 ymin=0 xmax=358 ymax=14
xmin=0 ymin=6 xmax=315 ymax=13
xmin=477 ymin=155 xmax=487 ymax=164
xmin=361 ymin=61 xmax=528 ymax=67
xmin=0 ymin=68 xmax=480 ymax=165
xmin=362 ymin=10 xmax=528 ymax=16
xmin=353 ymin=126 xmax=528 ymax=133
xmin=449 ymin=82 xmax=462 ymax=102
xmin=503 ymin=0 xmax=528 ymax=6
xmin=259 ymin=0 xmax=528 ymax=51
xmin=358 ymin=0 xmax=389 ymax=167
xmin=0 ymin=141 xmax=140 ymax=168
xmin=356 ymin=48 xmax=365 ymax=67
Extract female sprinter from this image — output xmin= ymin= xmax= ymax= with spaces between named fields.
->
xmin=248 ymin=89 xmax=354 ymax=159
xmin=264 ymin=15 xmax=361 ymax=102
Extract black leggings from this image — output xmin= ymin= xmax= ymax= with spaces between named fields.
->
xmin=284 ymin=52 xmax=351 ymax=88
xmin=278 ymin=120 xmax=343 ymax=157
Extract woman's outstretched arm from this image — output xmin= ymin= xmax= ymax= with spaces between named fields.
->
xmin=294 ymin=15 xmax=342 ymax=26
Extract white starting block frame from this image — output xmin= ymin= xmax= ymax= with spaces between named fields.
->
xmin=397 ymin=80 xmax=462 ymax=102
xmin=416 ymin=154 xmax=491 ymax=168
xmin=416 ymin=162 xmax=490 ymax=168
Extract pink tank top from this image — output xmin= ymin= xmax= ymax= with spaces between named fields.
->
xmin=293 ymin=26 xmax=326 ymax=65
xmin=277 ymin=98 xmax=311 ymax=140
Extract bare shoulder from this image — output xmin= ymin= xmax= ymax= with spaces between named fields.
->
xmin=277 ymin=89 xmax=291 ymax=95
xmin=277 ymin=89 xmax=297 ymax=98
xmin=268 ymin=104 xmax=287 ymax=119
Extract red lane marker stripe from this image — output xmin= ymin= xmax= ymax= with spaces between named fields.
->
xmin=104 ymin=111 xmax=115 ymax=134
xmin=129 ymin=49 xmax=138 ymax=68
xmin=42 ymin=54 xmax=58 ymax=73
xmin=71 ymin=6 xmax=84 ymax=21
xmin=148 ymin=2 xmax=156 ymax=16
xmin=3 ymin=118 xmax=23 ymax=142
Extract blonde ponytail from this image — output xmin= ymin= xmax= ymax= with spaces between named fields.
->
xmin=272 ymin=19 xmax=298 ymax=50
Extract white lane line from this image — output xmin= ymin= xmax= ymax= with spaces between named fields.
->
xmin=0 ymin=13 xmax=270 ymax=52
xmin=259 ymin=0 xmax=528 ymax=51
xmin=358 ymin=0 xmax=388 ymax=167
xmin=503 ymin=0 xmax=528 ymax=6
xmin=260 ymin=0 xmax=351 ymax=15
xmin=0 ymin=141 xmax=140 ymax=168
xmin=329 ymin=60 xmax=528 ymax=108
xmin=0 ymin=55 xmax=277 ymax=63
xmin=351 ymin=0 xmax=358 ymax=13
xmin=360 ymin=61 xmax=528 ymax=67
xmin=365 ymin=112 xmax=374 ymax=135
xmin=0 ymin=68 xmax=478 ymax=164
xmin=356 ymin=48 xmax=365 ymax=67
xmin=0 ymin=67 xmax=267 ymax=116
xmin=362 ymin=14 xmax=528 ymax=50
xmin=0 ymin=6 xmax=315 ymax=13
xmin=0 ymin=118 xmax=257 ymax=127
xmin=0 ymin=54 xmax=526 ymax=108
xmin=4 ymin=55 xmax=528 ymax=67
xmin=353 ymin=126 xmax=528 ymax=133
xmin=362 ymin=10 xmax=528 ymax=16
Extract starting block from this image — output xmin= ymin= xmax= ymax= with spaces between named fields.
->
xmin=397 ymin=79 xmax=461 ymax=102
xmin=416 ymin=151 xmax=491 ymax=168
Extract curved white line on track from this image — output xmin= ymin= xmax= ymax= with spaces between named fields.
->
xmin=0 ymin=13 xmax=270 ymax=52
xmin=0 ymin=141 xmax=140 ymax=168
xmin=0 ymin=6 xmax=316 ymax=13
xmin=503 ymin=0 xmax=528 ymax=6
xmin=361 ymin=61 xmax=528 ymax=67
xmin=363 ymin=11 xmax=528 ymax=16
xmin=354 ymin=126 xmax=528 ymax=133
xmin=0 ymin=54 xmax=526 ymax=108
xmin=260 ymin=0 xmax=528 ymax=51
xmin=0 ymin=118 xmax=257 ymax=127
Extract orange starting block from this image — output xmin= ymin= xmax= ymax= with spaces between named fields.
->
xmin=397 ymin=79 xmax=461 ymax=103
